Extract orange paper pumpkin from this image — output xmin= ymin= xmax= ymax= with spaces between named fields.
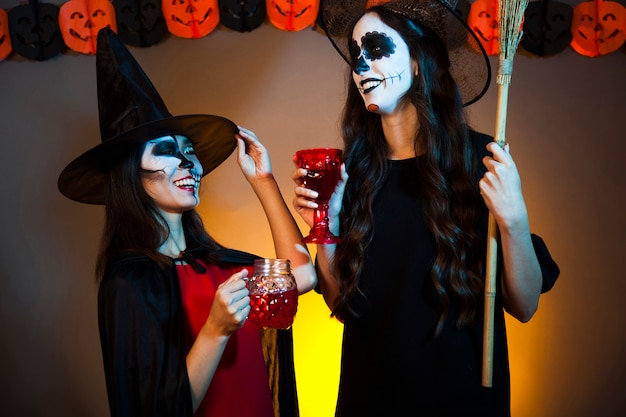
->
xmin=467 ymin=0 xmax=499 ymax=55
xmin=266 ymin=0 xmax=319 ymax=32
xmin=59 ymin=0 xmax=117 ymax=55
xmin=571 ymin=0 xmax=626 ymax=57
xmin=0 ymin=8 xmax=12 ymax=61
xmin=163 ymin=0 xmax=219 ymax=39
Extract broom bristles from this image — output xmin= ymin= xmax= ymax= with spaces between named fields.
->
xmin=499 ymin=0 xmax=528 ymax=59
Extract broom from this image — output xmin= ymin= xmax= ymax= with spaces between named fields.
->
xmin=482 ymin=0 xmax=528 ymax=388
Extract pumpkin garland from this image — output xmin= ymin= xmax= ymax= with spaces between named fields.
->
xmin=0 ymin=7 xmax=12 ymax=61
xmin=571 ymin=0 xmax=626 ymax=57
xmin=58 ymin=0 xmax=117 ymax=54
xmin=1 ymin=0 xmax=625 ymax=61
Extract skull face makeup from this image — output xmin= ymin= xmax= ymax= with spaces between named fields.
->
xmin=350 ymin=12 xmax=414 ymax=115
xmin=141 ymin=135 xmax=203 ymax=214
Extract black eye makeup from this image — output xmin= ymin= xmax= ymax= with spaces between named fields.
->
xmin=151 ymin=140 xmax=178 ymax=157
xmin=360 ymin=31 xmax=396 ymax=61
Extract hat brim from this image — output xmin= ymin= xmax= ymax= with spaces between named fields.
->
xmin=318 ymin=0 xmax=491 ymax=107
xmin=58 ymin=114 xmax=237 ymax=205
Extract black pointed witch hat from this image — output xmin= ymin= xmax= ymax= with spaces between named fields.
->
xmin=58 ymin=27 xmax=237 ymax=205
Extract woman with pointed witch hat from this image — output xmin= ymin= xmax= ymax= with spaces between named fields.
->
xmin=292 ymin=1 xmax=559 ymax=415
xmin=58 ymin=27 xmax=316 ymax=417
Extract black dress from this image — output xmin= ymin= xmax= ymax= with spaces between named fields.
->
xmin=334 ymin=132 xmax=559 ymax=417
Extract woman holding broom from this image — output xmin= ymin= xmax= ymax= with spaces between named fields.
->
xmin=292 ymin=1 xmax=559 ymax=415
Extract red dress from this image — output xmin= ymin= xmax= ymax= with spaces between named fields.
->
xmin=177 ymin=262 xmax=275 ymax=417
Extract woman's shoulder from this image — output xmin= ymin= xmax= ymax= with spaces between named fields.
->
xmin=468 ymin=129 xmax=493 ymax=150
xmin=102 ymin=253 xmax=169 ymax=284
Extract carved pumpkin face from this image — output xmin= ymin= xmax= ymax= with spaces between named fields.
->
xmin=8 ymin=0 xmax=65 ymax=61
xmin=467 ymin=0 xmax=499 ymax=55
xmin=521 ymin=0 xmax=573 ymax=56
xmin=59 ymin=0 xmax=117 ymax=55
xmin=571 ymin=0 xmax=626 ymax=57
xmin=266 ymin=0 xmax=319 ymax=32
xmin=0 ymin=8 xmax=12 ymax=61
xmin=219 ymin=0 xmax=266 ymax=32
xmin=163 ymin=0 xmax=219 ymax=39
xmin=113 ymin=0 xmax=168 ymax=46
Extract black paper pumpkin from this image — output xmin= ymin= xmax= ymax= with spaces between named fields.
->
xmin=112 ymin=0 xmax=168 ymax=46
xmin=219 ymin=0 xmax=266 ymax=32
xmin=8 ymin=0 xmax=65 ymax=60
xmin=521 ymin=0 xmax=573 ymax=56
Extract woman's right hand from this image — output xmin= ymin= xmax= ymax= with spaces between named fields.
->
xmin=204 ymin=269 xmax=250 ymax=337
xmin=291 ymin=163 xmax=348 ymax=233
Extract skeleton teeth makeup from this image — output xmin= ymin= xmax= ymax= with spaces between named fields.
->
xmin=351 ymin=13 xmax=413 ymax=114
xmin=173 ymin=177 xmax=199 ymax=188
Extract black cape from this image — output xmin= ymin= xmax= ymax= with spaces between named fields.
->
xmin=98 ymin=248 xmax=299 ymax=417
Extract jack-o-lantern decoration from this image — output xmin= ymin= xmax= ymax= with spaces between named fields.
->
xmin=0 ymin=8 xmax=12 ymax=61
xmin=59 ymin=0 xmax=117 ymax=55
xmin=163 ymin=0 xmax=220 ymax=39
xmin=571 ymin=0 xmax=626 ymax=57
xmin=113 ymin=0 xmax=168 ymax=46
xmin=8 ymin=0 xmax=65 ymax=61
xmin=467 ymin=0 xmax=499 ymax=55
xmin=266 ymin=0 xmax=319 ymax=32
xmin=521 ymin=0 xmax=573 ymax=56
xmin=219 ymin=0 xmax=266 ymax=32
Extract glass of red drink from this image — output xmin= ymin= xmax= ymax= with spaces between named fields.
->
xmin=293 ymin=148 xmax=343 ymax=244
xmin=247 ymin=259 xmax=298 ymax=329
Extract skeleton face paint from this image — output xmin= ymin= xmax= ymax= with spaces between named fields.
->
xmin=350 ymin=13 xmax=414 ymax=114
xmin=141 ymin=135 xmax=203 ymax=214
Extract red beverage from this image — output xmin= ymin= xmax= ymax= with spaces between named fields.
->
xmin=294 ymin=148 xmax=343 ymax=244
xmin=302 ymin=167 xmax=341 ymax=201
xmin=248 ymin=288 xmax=298 ymax=329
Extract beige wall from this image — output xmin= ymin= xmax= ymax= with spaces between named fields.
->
xmin=1 ymin=6 xmax=625 ymax=417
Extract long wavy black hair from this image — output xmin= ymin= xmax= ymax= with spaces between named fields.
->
xmin=332 ymin=6 xmax=487 ymax=336
xmin=95 ymin=140 xmax=225 ymax=282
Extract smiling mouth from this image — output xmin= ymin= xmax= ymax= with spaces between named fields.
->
xmin=358 ymin=70 xmax=406 ymax=94
xmin=360 ymin=78 xmax=383 ymax=93
xmin=174 ymin=175 xmax=200 ymax=189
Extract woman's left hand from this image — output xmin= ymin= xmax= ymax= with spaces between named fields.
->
xmin=236 ymin=126 xmax=272 ymax=181
xmin=479 ymin=142 xmax=528 ymax=230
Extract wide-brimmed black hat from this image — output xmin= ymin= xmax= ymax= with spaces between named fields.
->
xmin=58 ymin=27 xmax=237 ymax=205
xmin=318 ymin=0 xmax=491 ymax=106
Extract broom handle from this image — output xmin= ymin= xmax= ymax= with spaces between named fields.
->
xmin=482 ymin=61 xmax=511 ymax=388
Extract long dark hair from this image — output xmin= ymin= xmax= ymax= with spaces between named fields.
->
xmin=332 ymin=6 xmax=486 ymax=335
xmin=95 ymin=141 xmax=224 ymax=282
